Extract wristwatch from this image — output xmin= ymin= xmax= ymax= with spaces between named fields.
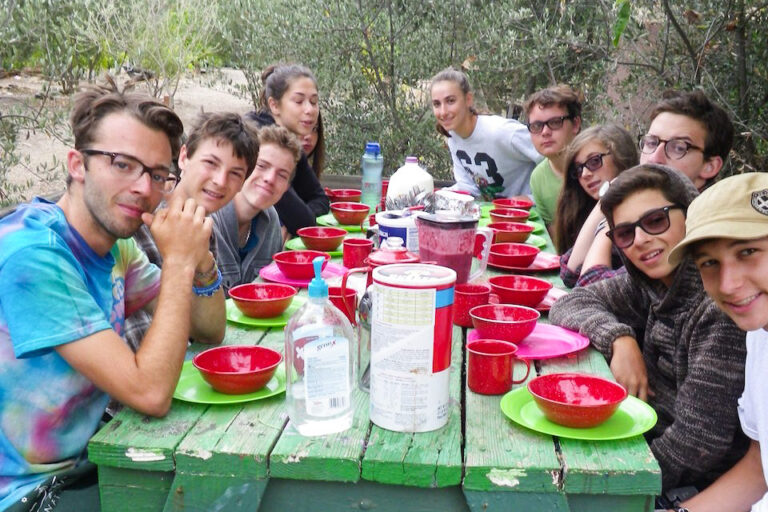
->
xmin=673 ymin=507 xmax=690 ymax=512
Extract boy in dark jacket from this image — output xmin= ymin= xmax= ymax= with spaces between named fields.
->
xmin=551 ymin=164 xmax=748 ymax=494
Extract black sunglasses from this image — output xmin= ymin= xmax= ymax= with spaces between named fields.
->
xmin=569 ymin=152 xmax=611 ymax=180
xmin=606 ymin=205 xmax=683 ymax=249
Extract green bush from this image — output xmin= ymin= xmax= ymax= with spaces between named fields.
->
xmin=1 ymin=0 xmax=766 ymax=208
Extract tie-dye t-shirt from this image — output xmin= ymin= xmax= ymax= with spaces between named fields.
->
xmin=0 ymin=198 xmax=161 ymax=507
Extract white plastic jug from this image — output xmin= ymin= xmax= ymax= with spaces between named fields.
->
xmin=386 ymin=156 xmax=434 ymax=205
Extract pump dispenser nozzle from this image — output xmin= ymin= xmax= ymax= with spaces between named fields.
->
xmin=307 ymin=256 xmax=329 ymax=299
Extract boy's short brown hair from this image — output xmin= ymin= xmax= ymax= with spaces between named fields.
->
xmin=70 ymin=76 xmax=183 ymax=157
xmin=185 ymin=112 xmax=260 ymax=178
xmin=256 ymin=125 xmax=302 ymax=179
xmin=523 ymin=84 xmax=583 ymax=121
xmin=649 ymin=90 xmax=734 ymax=164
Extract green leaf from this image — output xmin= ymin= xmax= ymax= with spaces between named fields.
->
xmin=612 ymin=0 xmax=631 ymax=47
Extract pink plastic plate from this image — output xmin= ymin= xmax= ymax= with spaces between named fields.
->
xmin=533 ymin=287 xmax=569 ymax=312
xmin=487 ymin=251 xmax=560 ymax=272
xmin=468 ymin=323 xmax=589 ymax=360
xmin=259 ymin=262 xmax=347 ymax=287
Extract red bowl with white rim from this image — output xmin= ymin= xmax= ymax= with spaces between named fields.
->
xmin=193 ymin=345 xmax=283 ymax=394
xmin=487 ymin=221 xmax=534 ymax=243
xmin=527 ymin=373 xmax=628 ymax=428
xmin=273 ymin=250 xmax=330 ymax=279
xmin=489 ymin=208 xmax=531 ymax=224
xmin=488 ymin=275 xmax=553 ymax=307
xmin=297 ymin=226 xmax=347 ymax=252
xmin=330 ymin=202 xmax=370 ymax=225
xmin=326 ymin=188 xmax=362 ymax=203
xmin=489 ymin=243 xmax=540 ymax=268
xmin=469 ymin=303 xmax=540 ymax=343
xmin=229 ymin=283 xmax=297 ymax=318
xmin=492 ymin=197 xmax=534 ymax=210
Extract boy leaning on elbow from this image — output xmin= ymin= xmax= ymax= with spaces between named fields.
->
xmin=667 ymin=172 xmax=768 ymax=512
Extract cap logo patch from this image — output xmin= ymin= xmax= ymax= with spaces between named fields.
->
xmin=751 ymin=189 xmax=768 ymax=216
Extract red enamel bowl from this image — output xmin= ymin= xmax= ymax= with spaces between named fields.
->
xmin=193 ymin=345 xmax=283 ymax=394
xmin=330 ymin=202 xmax=371 ymax=225
xmin=488 ymin=275 xmax=553 ymax=307
xmin=492 ymin=197 xmax=534 ymax=210
xmin=469 ymin=304 xmax=540 ymax=343
xmin=487 ymin=221 xmax=534 ymax=243
xmin=228 ymin=283 xmax=297 ymax=318
xmin=527 ymin=373 xmax=628 ymax=428
xmin=489 ymin=208 xmax=531 ymax=224
xmin=326 ymin=188 xmax=362 ymax=203
xmin=489 ymin=243 xmax=540 ymax=268
xmin=273 ymin=250 xmax=330 ymax=279
xmin=296 ymin=226 xmax=347 ymax=252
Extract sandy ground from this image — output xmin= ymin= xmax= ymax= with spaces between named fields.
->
xmin=1 ymin=68 xmax=254 ymax=202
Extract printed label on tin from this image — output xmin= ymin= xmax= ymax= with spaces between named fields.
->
xmin=370 ymin=367 xmax=450 ymax=432
xmin=370 ymin=284 xmax=449 ymax=431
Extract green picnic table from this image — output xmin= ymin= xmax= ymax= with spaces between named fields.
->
xmin=88 ymin=209 xmax=661 ymax=511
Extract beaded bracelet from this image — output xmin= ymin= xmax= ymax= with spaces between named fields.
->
xmin=193 ymin=268 xmax=223 ymax=297
xmin=194 ymin=261 xmax=218 ymax=283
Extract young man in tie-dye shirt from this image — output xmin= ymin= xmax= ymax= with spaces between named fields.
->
xmin=0 ymin=78 xmax=226 ymax=510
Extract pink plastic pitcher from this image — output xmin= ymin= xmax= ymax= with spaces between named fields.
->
xmin=416 ymin=213 xmax=492 ymax=284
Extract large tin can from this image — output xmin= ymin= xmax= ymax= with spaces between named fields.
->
xmin=369 ymin=263 xmax=456 ymax=432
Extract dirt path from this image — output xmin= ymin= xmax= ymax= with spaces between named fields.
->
xmin=1 ymin=68 xmax=254 ymax=203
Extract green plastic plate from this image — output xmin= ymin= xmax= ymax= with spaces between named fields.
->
xmin=500 ymin=386 xmax=657 ymax=441
xmin=480 ymin=203 xmax=540 ymax=220
xmin=225 ymin=296 xmax=306 ymax=327
xmin=526 ymin=234 xmax=547 ymax=249
xmin=173 ymin=360 xmax=286 ymax=405
xmin=284 ymin=236 xmax=342 ymax=257
xmin=526 ymin=220 xmax=545 ymax=234
xmin=316 ymin=213 xmax=370 ymax=232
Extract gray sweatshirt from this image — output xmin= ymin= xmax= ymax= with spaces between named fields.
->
xmin=212 ymin=201 xmax=282 ymax=295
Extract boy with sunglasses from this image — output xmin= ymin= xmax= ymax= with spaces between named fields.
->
xmin=640 ymin=90 xmax=733 ymax=191
xmin=665 ymin=172 xmax=768 ymax=512
xmin=524 ymin=84 xmax=582 ymax=229
xmin=560 ymin=91 xmax=733 ymax=289
xmin=550 ymin=164 xmax=748 ymax=499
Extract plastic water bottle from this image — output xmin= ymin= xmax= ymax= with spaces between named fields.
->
xmin=284 ymin=257 xmax=356 ymax=436
xmin=361 ymin=142 xmax=383 ymax=209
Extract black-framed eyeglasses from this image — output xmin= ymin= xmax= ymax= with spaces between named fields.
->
xmin=80 ymin=149 xmax=179 ymax=193
xmin=569 ymin=152 xmax=611 ymax=180
xmin=606 ymin=205 xmax=683 ymax=249
xmin=526 ymin=115 xmax=573 ymax=134
xmin=638 ymin=135 xmax=704 ymax=160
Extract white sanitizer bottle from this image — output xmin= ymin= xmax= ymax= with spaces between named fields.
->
xmin=284 ymin=257 xmax=356 ymax=436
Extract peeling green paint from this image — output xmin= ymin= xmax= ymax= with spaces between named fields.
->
xmin=486 ymin=468 xmax=527 ymax=487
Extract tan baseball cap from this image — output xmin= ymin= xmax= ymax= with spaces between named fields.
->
xmin=669 ymin=172 xmax=768 ymax=266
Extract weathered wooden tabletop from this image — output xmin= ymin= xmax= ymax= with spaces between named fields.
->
xmin=88 ymin=210 xmax=661 ymax=511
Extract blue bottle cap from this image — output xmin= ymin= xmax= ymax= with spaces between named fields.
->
xmin=307 ymin=256 xmax=328 ymax=299
xmin=365 ymin=142 xmax=381 ymax=156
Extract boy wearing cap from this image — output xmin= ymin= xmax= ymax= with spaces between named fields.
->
xmin=668 ymin=172 xmax=768 ymax=512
